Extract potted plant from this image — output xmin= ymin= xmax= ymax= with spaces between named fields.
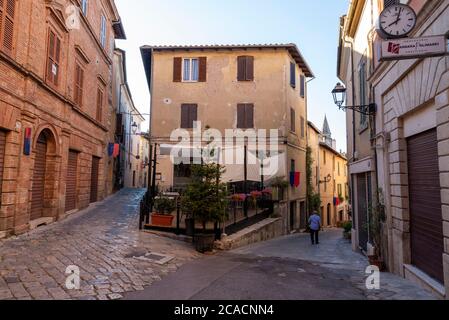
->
xmin=181 ymin=164 xmax=228 ymax=253
xmin=367 ymin=189 xmax=387 ymax=271
xmin=342 ymin=221 xmax=352 ymax=240
xmin=151 ymin=196 xmax=176 ymax=227
xmin=271 ymin=177 xmax=289 ymax=201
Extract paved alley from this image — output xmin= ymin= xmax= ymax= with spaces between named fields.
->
xmin=0 ymin=189 xmax=200 ymax=300
xmin=124 ymin=229 xmax=437 ymax=300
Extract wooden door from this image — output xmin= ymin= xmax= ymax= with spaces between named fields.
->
xmin=407 ymin=129 xmax=444 ymax=283
xmin=65 ymin=150 xmax=78 ymax=212
xmin=0 ymin=130 xmax=6 ymax=207
xmin=31 ymin=133 xmax=47 ymax=220
xmin=357 ymin=173 xmax=368 ymax=251
xmin=90 ymin=156 xmax=100 ymax=203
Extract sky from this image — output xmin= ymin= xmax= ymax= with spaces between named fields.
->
xmin=115 ymin=0 xmax=350 ymax=152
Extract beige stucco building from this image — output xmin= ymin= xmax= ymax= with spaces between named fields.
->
xmin=338 ymin=0 xmax=449 ymax=298
xmin=308 ymin=120 xmax=349 ymax=227
xmin=141 ymin=44 xmax=314 ymax=232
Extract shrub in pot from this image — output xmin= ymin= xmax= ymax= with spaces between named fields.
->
xmin=181 ymin=164 xmax=228 ymax=253
xmin=151 ymin=196 xmax=176 ymax=227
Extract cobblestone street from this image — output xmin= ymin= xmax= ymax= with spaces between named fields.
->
xmin=0 ymin=189 xmax=200 ymax=300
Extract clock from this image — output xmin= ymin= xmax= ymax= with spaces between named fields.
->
xmin=379 ymin=4 xmax=417 ymax=38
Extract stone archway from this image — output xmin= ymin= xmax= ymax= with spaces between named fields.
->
xmin=30 ymin=128 xmax=60 ymax=223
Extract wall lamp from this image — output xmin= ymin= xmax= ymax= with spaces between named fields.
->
xmin=332 ymin=82 xmax=377 ymax=116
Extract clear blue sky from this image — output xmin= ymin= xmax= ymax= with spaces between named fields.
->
xmin=115 ymin=0 xmax=349 ymax=152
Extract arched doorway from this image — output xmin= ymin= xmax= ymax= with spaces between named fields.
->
xmin=30 ymin=132 xmax=48 ymax=220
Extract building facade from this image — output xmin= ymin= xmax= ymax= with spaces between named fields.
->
xmin=338 ymin=0 xmax=449 ymax=298
xmin=0 ymin=0 xmax=125 ymax=238
xmin=141 ymin=44 xmax=314 ymax=232
xmin=308 ymin=120 xmax=349 ymax=227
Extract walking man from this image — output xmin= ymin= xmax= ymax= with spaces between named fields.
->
xmin=308 ymin=210 xmax=321 ymax=245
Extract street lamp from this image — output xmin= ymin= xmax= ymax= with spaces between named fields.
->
xmin=319 ymin=174 xmax=332 ymax=184
xmin=132 ymin=121 xmax=138 ymax=134
xmin=332 ymin=82 xmax=377 ymax=116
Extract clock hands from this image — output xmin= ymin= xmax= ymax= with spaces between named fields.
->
xmin=387 ymin=7 xmax=403 ymax=27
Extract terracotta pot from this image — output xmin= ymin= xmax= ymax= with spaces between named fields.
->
xmin=151 ymin=213 xmax=174 ymax=227
xmin=194 ymin=234 xmax=215 ymax=253
xmin=368 ymin=255 xmax=385 ymax=271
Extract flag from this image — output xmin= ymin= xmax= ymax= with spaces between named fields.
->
xmin=108 ymin=143 xmax=114 ymax=157
xmin=24 ymin=128 xmax=32 ymax=156
xmin=113 ymin=144 xmax=120 ymax=158
xmin=294 ymin=172 xmax=300 ymax=188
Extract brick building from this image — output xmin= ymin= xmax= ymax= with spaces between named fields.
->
xmin=0 ymin=0 xmax=125 ymax=238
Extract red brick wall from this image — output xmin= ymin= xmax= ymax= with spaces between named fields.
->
xmin=0 ymin=0 xmax=121 ymax=237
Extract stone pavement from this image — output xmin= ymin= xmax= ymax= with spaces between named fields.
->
xmin=0 ymin=189 xmax=200 ymax=300
xmin=124 ymin=229 xmax=437 ymax=300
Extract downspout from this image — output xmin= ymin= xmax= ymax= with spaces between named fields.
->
xmin=305 ymin=76 xmax=316 ymax=217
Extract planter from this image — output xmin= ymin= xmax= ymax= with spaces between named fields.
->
xmin=194 ymin=233 xmax=215 ymax=253
xmin=368 ymin=255 xmax=385 ymax=271
xmin=151 ymin=213 xmax=174 ymax=227
xmin=343 ymin=231 xmax=351 ymax=240
xmin=185 ymin=218 xmax=195 ymax=236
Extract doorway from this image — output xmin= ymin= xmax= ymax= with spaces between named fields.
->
xmin=30 ymin=132 xmax=48 ymax=220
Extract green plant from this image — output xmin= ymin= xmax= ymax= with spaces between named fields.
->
xmin=308 ymin=192 xmax=322 ymax=213
xmin=271 ymin=177 xmax=289 ymax=189
xmin=368 ymin=188 xmax=386 ymax=258
xmin=154 ymin=197 xmax=176 ymax=215
xmin=181 ymin=164 xmax=229 ymax=232
xmin=342 ymin=221 xmax=352 ymax=233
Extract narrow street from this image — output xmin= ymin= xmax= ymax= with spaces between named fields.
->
xmin=0 ymin=189 xmax=199 ymax=300
xmin=124 ymin=229 xmax=437 ymax=300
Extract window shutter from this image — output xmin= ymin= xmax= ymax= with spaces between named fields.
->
xmin=181 ymin=104 xmax=190 ymax=128
xmin=1 ymin=0 xmax=15 ymax=54
xmin=300 ymin=116 xmax=305 ymax=138
xmin=0 ymin=1 xmax=3 ymax=46
xmin=96 ymin=88 xmax=103 ymax=121
xmin=290 ymin=62 xmax=296 ymax=88
xmin=54 ymin=37 xmax=61 ymax=84
xmin=237 ymin=104 xmax=245 ymax=129
xmin=74 ymin=64 xmax=84 ymax=107
xmin=246 ymin=104 xmax=254 ymax=128
xmin=290 ymin=108 xmax=296 ymax=132
xmin=246 ymin=56 xmax=254 ymax=81
xmin=300 ymin=75 xmax=305 ymax=98
xmin=190 ymin=104 xmax=198 ymax=127
xmin=237 ymin=56 xmax=246 ymax=81
xmin=173 ymin=57 xmax=182 ymax=82
xmin=198 ymin=57 xmax=207 ymax=82
xmin=47 ymin=31 xmax=55 ymax=82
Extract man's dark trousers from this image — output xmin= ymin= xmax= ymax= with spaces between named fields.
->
xmin=310 ymin=230 xmax=319 ymax=244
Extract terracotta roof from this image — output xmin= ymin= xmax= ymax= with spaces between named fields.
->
xmin=141 ymin=43 xmax=314 ymax=78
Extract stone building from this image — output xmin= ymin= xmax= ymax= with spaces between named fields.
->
xmin=140 ymin=44 xmax=314 ymax=232
xmin=338 ymin=0 xmax=449 ymax=298
xmin=0 ymin=0 xmax=125 ymax=238
xmin=112 ymin=48 xmax=145 ymax=189
xmin=308 ymin=120 xmax=349 ymax=227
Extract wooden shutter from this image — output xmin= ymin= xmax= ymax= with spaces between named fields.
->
xmin=189 ymin=104 xmax=198 ymax=127
xmin=116 ymin=113 xmax=123 ymax=135
xmin=90 ymin=157 xmax=100 ymax=203
xmin=300 ymin=116 xmax=305 ymax=138
xmin=245 ymin=104 xmax=254 ymax=128
xmin=237 ymin=104 xmax=246 ymax=129
xmin=96 ymin=87 xmax=103 ymax=121
xmin=237 ymin=56 xmax=245 ymax=81
xmin=290 ymin=62 xmax=296 ymax=88
xmin=181 ymin=104 xmax=190 ymax=128
xmin=173 ymin=57 xmax=182 ymax=82
xmin=65 ymin=150 xmax=78 ymax=212
xmin=0 ymin=130 xmax=5 ymax=207
xmin=74 ymin=63 xmax=84 ymax=107
xmin=290 ymin=108 xmax=296 ymax=132
xmin=300 ymin=75 xmax=305 ymax=97
xmin=238 ymin=56 xmax=254 ymax=81
xmin=1 ymin=0 xmax=15 ymax=54
xmin=407 ymin=129 xmax=444 ymax=283
xmin=198 ymin=57 xmax=207 ymax=82
xmin=47 ymin=29 xmax=61 ymax=85
xmin=31 ymin=134 xmax=47 ymax=221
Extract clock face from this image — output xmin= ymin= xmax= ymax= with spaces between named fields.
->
xmin=379 ymin=4 xmax=417 ymax=38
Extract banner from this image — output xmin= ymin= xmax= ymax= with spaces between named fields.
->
xmin=379 ymin=35 xmax=448 ymax=61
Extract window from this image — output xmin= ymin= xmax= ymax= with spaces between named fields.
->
xmin=323 ymin=150 xmax=326 ymax=165
xmin=181 ymin=104 xmax=198 ymax=129
xmin=338 ymin=184 xmax=342 ymax=196
xmin=300 ymin=116 xmax=305 ymax=138
xmin=81 ymin=0 xmax=88 ymax=16
xmin=46 ymin=29 xmax=61 ymax=86
xmin=183 ymin=58 xmax=199 ymax=82
xmin=100 ymin=14 xmax=106 ymax=48
xmin=338 ymin=161 xmax=340 ymax=176
xmin=290 ymin=108 xmax=296 ymax=133
xmin=74 ymin=63 xmax=84 ymax=106
xmin=96 ymin=87 xmax=104 ymax=122
xmin=237 ymin=104 xmax=254 ymax=129
xmin=237 ymin=56 xmax=254 ymax=81
xmin=0 ymin=0 xmax=16 ymax=55
xmin=359 ymin=60 xmax=368 ymax=126
xmin=291 ymin=159 xmax=295 ymax=173
xmin=290 ymin=62 xmax=296 ymax=88
xmin=300 ymin=75 xmax=305 ymax=98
